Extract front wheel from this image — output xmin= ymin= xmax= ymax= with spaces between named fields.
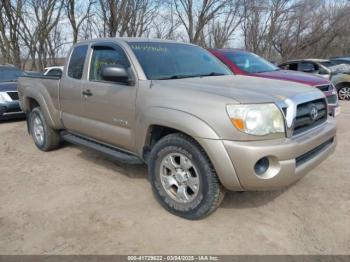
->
xmin=338 ymin=86 xmax=350 ymax=100
xmin=148 ymin=133 xmax=225 ymax=220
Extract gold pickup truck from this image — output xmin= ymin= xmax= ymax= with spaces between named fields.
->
xmin=18 ymin=38 xmax=336 ymax=219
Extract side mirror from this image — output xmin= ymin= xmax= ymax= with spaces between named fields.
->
xmin=101 ymin=64 xmax=134 ymax=85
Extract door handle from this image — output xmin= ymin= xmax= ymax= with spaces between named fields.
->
xmin=82 ymin=89 xmax=93 ymax=96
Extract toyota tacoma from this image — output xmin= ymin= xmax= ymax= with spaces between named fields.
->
xmin=17 ymin=38 xmax=336 ymax=219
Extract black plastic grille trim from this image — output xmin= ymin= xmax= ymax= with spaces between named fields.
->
xmin=316 ymin=85 xmax=331 ymax=92
xmin=296 ymin=138 xmax=334 ymax=167
xmin=6 ymin=91 xmax=19 ymax=101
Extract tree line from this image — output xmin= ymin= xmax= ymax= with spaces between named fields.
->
xmin=0 ymin=0 xmax=349 ymax=71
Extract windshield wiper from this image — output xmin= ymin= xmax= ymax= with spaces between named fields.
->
xmin=255 ymin=69 xmax=280 ymax=73
xmin=158 ymin=74 xmax=197 ymax=80
xmin=157 ymin=72 xmax=226 ymax=80
xmin=198 ymin=72 xmax=226 ymax=77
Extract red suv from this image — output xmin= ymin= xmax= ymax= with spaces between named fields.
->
xmin=209 ymin=49 xmax=339 ymax=117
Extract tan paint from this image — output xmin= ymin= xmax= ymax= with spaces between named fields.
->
xmin=17 ymin=38 xmax=337 ymax=191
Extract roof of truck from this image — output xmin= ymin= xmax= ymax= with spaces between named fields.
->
xmin=75 ymin=37 xmax=194 ymax=46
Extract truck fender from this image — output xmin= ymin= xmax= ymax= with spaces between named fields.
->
xmin=21 ymin=86 xmax=63 ymax=129
xmin=135 ymin=107 xmax=243 ymax=191
xmin=135 ymin=107 xmax=220 ymax=153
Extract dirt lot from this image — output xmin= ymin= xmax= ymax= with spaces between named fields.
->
xmin=0 ymin=102 xmax=349 ymax=255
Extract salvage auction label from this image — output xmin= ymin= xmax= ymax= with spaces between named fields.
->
xmin=128 ymin=256 xmax=219 ymax=261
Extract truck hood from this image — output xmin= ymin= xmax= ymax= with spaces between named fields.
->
xmin=0 ymin=81 xmax=17 ymax=92
xmin=154 ymin=75 xmax=323 ymax=104
xmin=252 ymin=70 xmax=329 ymax=86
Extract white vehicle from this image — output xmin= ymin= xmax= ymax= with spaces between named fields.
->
xmin=43 ymin=66 xmax=64 ymax=77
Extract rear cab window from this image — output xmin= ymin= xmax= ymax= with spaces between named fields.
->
xmin=68 ymin=45 xmax=88 ymax=79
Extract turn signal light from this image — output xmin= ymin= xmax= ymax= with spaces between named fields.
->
xmin=231 ymin=118 xmax=244 ymax=130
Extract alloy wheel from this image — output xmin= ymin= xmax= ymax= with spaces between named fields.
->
xmin=159 ymin=153 xmax=200 ymax=203
xmin=33 ymin=114 xmax=45 ymax=146
xmin=338 ymin=87 xmax=350 ymax=100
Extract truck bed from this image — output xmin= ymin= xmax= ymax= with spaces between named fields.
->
xmin=17 ymin=75 xmax=62 ymax=127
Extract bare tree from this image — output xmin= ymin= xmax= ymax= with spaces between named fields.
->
xmin=271 ymin=0 xmax=350 ymax=60
xmin=65 ymin=0 xmax=94 ymax=44
xmin=152 ymin=3 xmax=181 ymax=40
xmin=30 ymin=0 xmax=64 ymax=70
xmin=241 ymin=0 xmax=296 ymax=59
xmin=0 ymin=0 xmax=23 ymax=67
xmin=174 ymin=0 xmax=228 ymax=45
xmin=207 ymin=0 xmax=244 ymax=48
xmin=97 ymin=0 xmax=160 ymax=37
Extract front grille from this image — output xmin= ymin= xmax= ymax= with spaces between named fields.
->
xmin=316 ymin=84 xmax=331 ymax=92
xmin=293 ymin=98 xmax=327 ymax=136
xmin=296 ymin=138 xmax=334 ymax=167
xmin=326 ymin=94 xmax=338 ymax=105
xmin=6 ymin=91 xmax=19 ymax=100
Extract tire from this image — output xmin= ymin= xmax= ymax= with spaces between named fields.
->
xmin=29 ymin=107 xmax=61 ymax=151
xmin=338 ymin=86 xmax=350 ymax=100
xmin=148 ymin=133 xmax=225 ymax=220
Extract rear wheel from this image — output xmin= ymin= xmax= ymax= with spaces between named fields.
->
xmin=148 ymin=133 xmax=225 ymax=220
xmin=338 ymin=86 xmax=350 ymax=100
xmin=29 ymin=107 xmax=61 ymax=151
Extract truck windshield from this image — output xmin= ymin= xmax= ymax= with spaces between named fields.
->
xmin=225 ymin=52 xmax=279 ymax=73
xmin=0 ymin=67 xmax=24 ymax=82
xmin=128 ymin=42 xmax=231 ymax=80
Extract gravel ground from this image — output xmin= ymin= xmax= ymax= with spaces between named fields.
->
xmin=0 ymin=101 xmax=349 ymax=255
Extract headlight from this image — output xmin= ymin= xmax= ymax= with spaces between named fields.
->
xmin=0 ymin=92 xmax=12 ymax=102
xmin=226 ymin=104 xmax=285 ymax=136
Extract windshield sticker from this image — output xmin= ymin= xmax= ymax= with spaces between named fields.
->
xmin=130 ymin=44 xmax=168 ymax=52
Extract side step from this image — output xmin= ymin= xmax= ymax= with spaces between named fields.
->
xmin=61 ymin=132 xmax=143 ymax=165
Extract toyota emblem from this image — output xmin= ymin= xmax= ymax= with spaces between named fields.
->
xmin=310 ymin=105 xmax=318 ymax=121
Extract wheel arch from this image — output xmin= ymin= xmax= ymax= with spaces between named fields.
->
xmin=21 ymin=88 xmax=63 ymax=129
xmin=135 ymin=107 xmax=220 ymax=159
xmin=135 ymin=107 xmax=243 ymax=191
xmin=335 ymin=81 xmax=350 ymax=90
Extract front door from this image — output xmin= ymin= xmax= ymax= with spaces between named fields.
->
xmin=80 ymin=44 xmax=137 ymax=151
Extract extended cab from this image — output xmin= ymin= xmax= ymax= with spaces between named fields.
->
xmin=18 ymin=38 xmax=336 ymax=219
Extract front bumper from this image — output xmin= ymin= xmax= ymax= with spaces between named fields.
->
xmin=0 ymin=101 xmax=25 ymax=120
xmin=199 ymin=118 xmax=336 ymax=191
